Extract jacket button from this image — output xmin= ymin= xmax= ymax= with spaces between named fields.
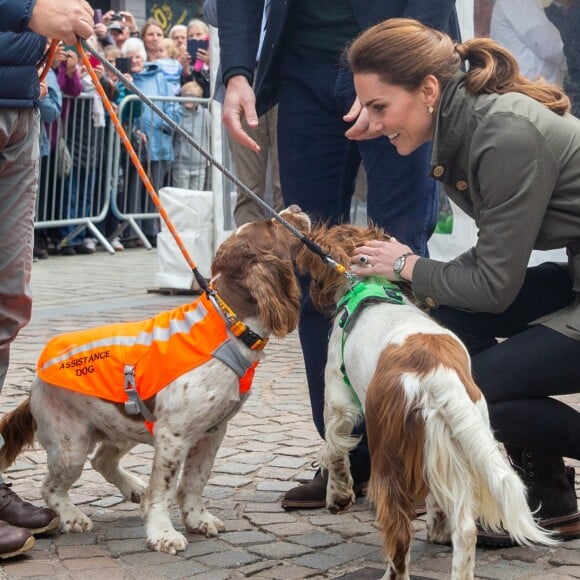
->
xmin=456 ymin=179 xmax=468 ymax=191
xmin=425 ymin=297 xmax=437 ymax=308
xmin=433 ymin=165 xmax=445 ymax=178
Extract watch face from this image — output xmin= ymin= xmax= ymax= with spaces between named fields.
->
xmin=393 ymin=257 xmax=404 ymax=273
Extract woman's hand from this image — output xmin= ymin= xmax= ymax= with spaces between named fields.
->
xmin=350 ymin=238 xmax=418 ymax=281
xmin=196 ymin=48 xmax=210 ymax=64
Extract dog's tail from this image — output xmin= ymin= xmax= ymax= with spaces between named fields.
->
xmin=0 ymin=398 xmax=36 ymax=471
xmin=365 ymin=366 xmax=429 ymax=569
xmin=424 ymin=364 xmax=557 ymax=547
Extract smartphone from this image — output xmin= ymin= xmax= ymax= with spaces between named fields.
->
xmin=115 ymin=57 xmax=132 ymax=75
xmin=88 ymin=54 xmax=101 ymax=68
xmin=94 ymin=9 xmax=103 ymax=24
xmin=187 ymin=38 xmax=209 ymax=60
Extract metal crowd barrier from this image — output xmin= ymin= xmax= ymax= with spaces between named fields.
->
xmin=36 ymin=93 xmax=217 ymax=253
xmin=36 ymin=94 xmax=115 ymax=253
xmin=109 ymin=94 xmax=212 ymax=249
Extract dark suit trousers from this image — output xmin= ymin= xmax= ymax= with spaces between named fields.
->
xmin=276 ymin=48 xmax=439 ymax=480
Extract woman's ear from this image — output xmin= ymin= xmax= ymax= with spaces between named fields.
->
xmin=421 ymin=74 xmax=440 ymax=109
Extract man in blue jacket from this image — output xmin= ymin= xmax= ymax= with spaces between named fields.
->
xmin=217 ymin=0 xmax=458 ymax=509
xmin=0 ymin=0 xmax=93 ymax=558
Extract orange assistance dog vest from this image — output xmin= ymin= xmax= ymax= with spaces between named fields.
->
xmin=37 ymin=293 xmax=258 ymax=432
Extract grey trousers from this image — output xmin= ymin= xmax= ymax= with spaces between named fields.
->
xmin=229 ymin=105 xmax=283 ymax=226
xmin=0 ymin=108 xmax=40 ymax=395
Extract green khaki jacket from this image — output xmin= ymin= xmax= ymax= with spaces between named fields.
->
xmin=413 ymin=72 xmax=580 ymax=340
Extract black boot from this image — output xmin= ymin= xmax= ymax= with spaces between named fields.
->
xmin=281 ymin=466 xmax=367 ymax=510
xmin=477 ymin=447 xmax=580 ymax=547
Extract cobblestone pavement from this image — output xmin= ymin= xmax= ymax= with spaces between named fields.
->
xmin=0 ymin=248 xmax=578 ymax=580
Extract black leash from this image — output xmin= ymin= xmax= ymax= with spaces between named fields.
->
xmin=81 ymin=39 xmax=355 ymax=281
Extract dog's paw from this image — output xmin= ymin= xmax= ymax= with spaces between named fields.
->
xmin=326 ymin=492 xmax=356 ymax=513
xmin=184 ymin=510 xmax=224 ymax=537
xmin=147 ymin=529 xmax=188 ymax=554
xmin=119 ymin=474 xmax=147 ymax=504
xmin=59 ymin=507 xmax=93 ymax=533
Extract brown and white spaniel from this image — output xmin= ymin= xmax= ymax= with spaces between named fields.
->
xmin=0 ymin=206 xmax=309 ymax=555
xmin=297 ymin=222 xmax=555 ymax=580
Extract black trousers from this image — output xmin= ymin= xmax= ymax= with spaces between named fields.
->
xmin=431 ymin=262 xmax=580 ymax=460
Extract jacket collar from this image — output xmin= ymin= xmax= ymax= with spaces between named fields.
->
xmin=430 ymin=70 xmax=470 ymax=176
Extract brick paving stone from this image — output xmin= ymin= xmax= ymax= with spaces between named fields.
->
xmin=243 ymin=502 xmax=288 ymax=513
xmin=146 ymin=560 xmax=208 ymax=578
xmin=256 ymin=480 xmax=298 ymax=492
xmin=54 ymin=533 xmax=99 ymax=546
xmin=269 ymin=456 xmax=310 ymax=469
xmin=326 ymin=521 xmax=378 ymax=538
xmin=107 ymin=538 xmax=151 ymax=557
xmin=291 ymin=551 xmax=350 ymax=572
xmin=57 ymin=545 xmax=109 ymax=560
xmin=2 ymin=561 xmax=60 ymax=577
xmin=244 ymin=512 xmax=297 ymax=525
xmin=549 ymin=549 xmax=580 ymax=567
xmin=182 ymin=538 xmax=231 ymax=558
xmin=220 ymin=518 xmax=253 ymax=532
xmin=323 ymin=541 xmax=380 ymax=562
xmin=212 ymin=462 xmax=260 ymax=475
xmin=120 ymin=551 xmax=180 ymax=568
xmin=235 ymin=559 xmax=279 ymax=576
xmin=195 ymin=549 xmax=260 ymax=568
xmin=231 ymin=453 xmax=276 ymax=465
xmin=63 ymin=556 xmax=121 ymax=571
xmin=188 ymin=571 xmax=230 ymax=580
xmin=256 ymin=466 xmax=300 ymax=480
xmin=261 ymin=522 xmax=317 ymax=536
xmin=286 ymin=531 xmax=344 ymax=549
xmin=207 ymin=475 xmax=252 ymax=487
xmin=254 ymin=564 xmax=322 ymax=579
xmin=105 ymin=527 xmax=147 ymax=540
xmin=220 ymin=530 xmax=275 ymax=546
xmin=247 ymin=540 xmax=313 ymax=559
xmin=69 ymin=569 xmax=130 ymax=580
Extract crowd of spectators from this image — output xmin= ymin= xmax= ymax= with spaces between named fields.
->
xmin=34 ymin=10 xmax=212 ymax=259
xmin=33 ymin=2 xmax=580 ymax=261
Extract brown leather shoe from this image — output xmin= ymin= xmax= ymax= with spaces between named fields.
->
xmin=0 ymin=521 xmax=35 ymax=559
xmin=0 ymin=484 xmax=59 ymax=534
xmin=281 ymin=469 xmax=367 ymax=510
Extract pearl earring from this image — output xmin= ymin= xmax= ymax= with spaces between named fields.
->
xmin=428 ymin=105 xmax=434 ymax=114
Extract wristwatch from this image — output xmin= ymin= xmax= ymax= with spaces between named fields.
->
xmin=392 ymin=252 xmax=414 ymax=280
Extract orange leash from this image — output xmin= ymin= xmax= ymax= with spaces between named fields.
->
xmin=75 ymin=41 xmax=209 ymax=291
xmin=39 ymin=39 xmax=58 ymax=83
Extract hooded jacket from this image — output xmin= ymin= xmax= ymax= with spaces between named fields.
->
xmin=133 ymin=63 xmax=181 ymax=162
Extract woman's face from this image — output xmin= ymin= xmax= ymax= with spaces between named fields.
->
xmin=187 ymin=25 xmax=206 ymax=40
xmin=126 ymin=50 xmax=144 ymax=73
xmin=143 ymin=24 xmax=164 ymax=52
xmin=354 ymin=72 xmax=436 ymax=156
xmin=171 ymin=29 xmax=187 ymax=50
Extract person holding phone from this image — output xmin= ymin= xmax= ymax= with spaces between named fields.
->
xmin=181 ymin=19 xmax=211 ymax=97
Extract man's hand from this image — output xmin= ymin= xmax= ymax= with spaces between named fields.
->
xmin=28 ymin=0 xmax=94 ymax=44
xmin=344 ymin=97 xmax=384 ymax=141
xmin=222 ymin=75 xmax=260 ymax=152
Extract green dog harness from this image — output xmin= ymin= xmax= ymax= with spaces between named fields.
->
xmin=336 ymin=277 xmax=404 ymax=413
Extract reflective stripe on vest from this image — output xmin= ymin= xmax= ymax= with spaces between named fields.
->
xmin=37 ymin=293 xmax=256 ymax=404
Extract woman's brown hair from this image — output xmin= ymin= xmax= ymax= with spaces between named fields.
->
xmin=348 ymin=18 xmax=570 ymax=116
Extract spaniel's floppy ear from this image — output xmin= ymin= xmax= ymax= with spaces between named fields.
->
xmin=248 ymin=255 xmax=301 ymax=337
